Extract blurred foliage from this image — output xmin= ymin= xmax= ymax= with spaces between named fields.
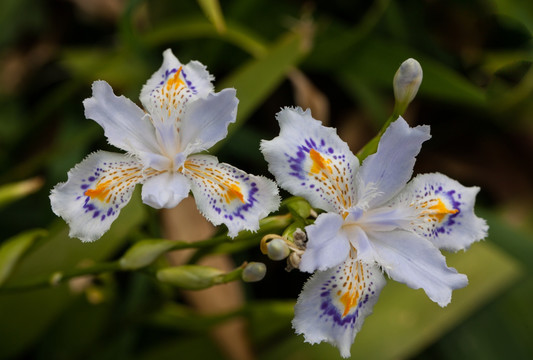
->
xmin=0 ymin=0 xmax=532 ymax=359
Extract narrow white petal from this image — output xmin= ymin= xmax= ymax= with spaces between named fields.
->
xmin=83 ymin=80 xmax=160 ymax=155
xmin=300 ymin=212 xmax=350 ymax=272
xmin=179 ymin=88 xmax=238 ymax=154
xmin=357 ymin=117 xmax=431 ymax=208
xmin=368 ymin=229 xmax=468 ymax=306
xmin=50 ymin=151 xmax=146 ymax=242
xmin=293 ymin=257 xmax=386 ymax=358
xmin=183 ymin=155 xmax=280 ymax=238
xmin=261 ymin=107 xmax=359 ymax=214
xmin=388 ymin=172 xmax=488 ymax=251
xmin=141 ymin=172 xmax=190 ymax=209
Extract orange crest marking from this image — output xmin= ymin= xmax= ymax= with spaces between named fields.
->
xmin=166 ymin=66 xmax=185 ymax=91
xmin=226 ymin=183 xmax=245 ymax=204
xmin=85 ymin=180 xmax=112 ymax=202
xmin=426 ymin=198 xmax=459 ymax=222
xmin=309 ymin=148 xmax=329 ymax=174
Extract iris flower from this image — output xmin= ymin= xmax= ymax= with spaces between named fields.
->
xmin=261 ymin=107 xmax=487 ymax=357
xmin=51 ymin=49 xmax=279 ymax=242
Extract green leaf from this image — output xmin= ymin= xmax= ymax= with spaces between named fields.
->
xmin=0 ymin=177 xmax=43 ymax=208
xmin=0 ymin=229 xmax=46 ymax=285
xmin=213 ymin=32 xmax=308 ymax=150
xmin=338 ymin=39 xmax=486 ymax=109
xmin=141 ymin=18 xmax=267 ymax=58
xmin=489 ymin=0 xmax=533 ymax=35
xmin=197 ymin=0 xmax=226 ymax=33
xmin=0 ymin=189 xmax=145 ymax=358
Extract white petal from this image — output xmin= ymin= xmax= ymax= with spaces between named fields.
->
xmin=300 ymin=212 xmax=350 ymax=272
xmin=293 ymin=257 xmax=386 ymax=358
xmin=368 ymin=229 xmax=468 ymax=306
xmin=261 ymin=107 xmax=359 ymax=214
xmin=50 ymin=151 xmax=145 ymax=242
xmin=183 ymin=155 xmax=280 ymax=238
xmin=388 ymin=173 xmax=488 ymax=251
xmin=138 ymin=50 xmax=217 ymax=157
xmin=140 ymin=49 xmax=214 ymax=106
xmin=179 ymin=88 xmax=238 ymax=154
xmin=83 ymin=80 xmax=160 ymax=155
xmin=344 ymin=224 xmax=377 ymax=264
xmin=141 ymin=172 xmax=190 ymax=209
xmin=357 ymin=117 xmax=430 ymax=208
xmin=140 ymin=49 xmax=214 ymax=119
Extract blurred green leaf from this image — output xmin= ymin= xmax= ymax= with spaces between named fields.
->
xmin=197 ymin=0 xmax=226 ymax=33
xmin=480 ymin=208 xmax=533 ymax=270
xmin=0 ymin=189 xmax=145 ymax=358
xmin=61 ymin=49 xmax=150 ymax=93
xmin=142 ymin=18 xmax=267 ymax=58
xmin=489 ymin=0 xmax=533 ymax=35
xmin=0 ymin=229 xmax=46 ymax=286
xmin=338 ymin=39 xmax=486 ymax=111
xmin=483 ymin=50 xmax=533 ymax=74
xmin=135 ymin=336 xmax=225 ymax=360
xmin=0 ymin=0 xmax=44 ymax=48
xmin=216 ymin=31 xmax=308 ymax=147
xmin=0 ymin=177 xmax=43 ymax=208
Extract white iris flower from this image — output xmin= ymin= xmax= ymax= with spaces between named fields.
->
xmin=51 ymin=49 xmax=279 ymax=242
xmin=261 ymin=107 xmax=487 ymax=358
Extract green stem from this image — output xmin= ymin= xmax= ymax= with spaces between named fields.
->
xmin=356 ymin=112 xmax=398 ymax=161
xmin=212 ymin=263 xmax=246 ymax=285
xmin=186 ymin=214 xmax=292 ymax=264
xmin=0 ymin=261 xmax=120 ymax=294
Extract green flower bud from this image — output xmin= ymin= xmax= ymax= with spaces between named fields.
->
xmin=157 ymin=265 xmax=224 ymax=290
xmin=282 ymin=222 xmax=305 ymax=242
xmin=119 ymin=239 xmax=176 ymax=270
xmin=267 ymin=238 xmax=291 ymax=261
xmin=285 ymin=197 xmax=312 ymax=220
xmin=393 ymin=58 xmax=423 ymax=115
xmin=242 ymin=262 xmax=266 ymax=282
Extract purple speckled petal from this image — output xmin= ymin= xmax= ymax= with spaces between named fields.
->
xmin=138 ymin=50 xmax=215 ymax=157
xmin=293 ymin=256 xmax=386 ymax=358
xmin=387 ymin=173 xmax=488 ymax=251
xmin=50 ymin=151 xmax=147 ymax=242
xmin=139 ymin=50 xmax=214 ymax=132
xmin=261 ymin=107 xmax=359 ymax=214
xmin=183 ymin=154 xmax=280 ymax=238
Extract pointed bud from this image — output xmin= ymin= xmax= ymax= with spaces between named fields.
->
xmin=119 ymin=239 xmax=176 ymax=270
xmin=157 ymin=265 xmax=224 ymax=290
xmin=242 ymin=262 xmax=266 ymax=282
xmin=266 ymin=238 xmax=291 ymax=261
xmin=393 ymin=58 xmax=423 ymax=115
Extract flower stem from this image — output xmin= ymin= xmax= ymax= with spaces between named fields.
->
xmin=0 ymin=261 xmax=121 ymax=293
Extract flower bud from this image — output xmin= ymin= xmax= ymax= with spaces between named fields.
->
xmin=266 ymin=238 xmax=291 ymax=261
xmin=157 ymin=265 xmax=224 ymax=290
xmin=285 ymin=197 xmax=311 ymax=219
xmin=393 ymin=58 xmax=423 ymax=115
xmin=282 ymin=222 xmax=304 ymax=242
xmin=242 ymin=262 xmax=266 ymax=282
xmin=119 ymin=239 xmax=176 ymax=270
